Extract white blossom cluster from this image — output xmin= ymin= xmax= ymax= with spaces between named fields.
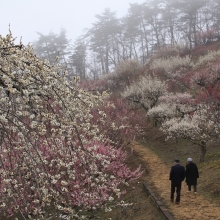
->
xmin=113 ymin=59 xmax=141 ymax=76
xmin=122 ymin=75 xmax=167 ymax=110
xmin=150 ymin=55 xmax=193 ymax=76
xmin=191 ymin=61 xmax=220 ymax=88
xmin=193 ymin=50 xmax=220 ymax=69
xmin=149 ymin=92 xmax=220 ymax=152
xmin=148 ymin=92 xmax=195 ymax=121
xmin=147 ymin=103 xmax=176 ymax=118
xmin=161 ymin=116 xmax=200 ymax=141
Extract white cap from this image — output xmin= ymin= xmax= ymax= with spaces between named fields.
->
xmin=187 ymin=158 xmax=193 ymax=162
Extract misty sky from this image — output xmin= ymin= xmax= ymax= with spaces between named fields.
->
xmin=1 ymin=0 xmax=146 ymax=45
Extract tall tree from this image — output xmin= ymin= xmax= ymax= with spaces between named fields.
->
xmin=68 ymin=39 xmax=87 ymax=80
xmin=124 ymin=3 xmax=149 ymax=63
xmin=173 ymin=0 xmax=207 ymax=49
xmin=209 ymin=0 xmax=220 ymax=36
xmin=142 ymin=0 xmax=165 ymax=52
xmin=87 ymin=8 xmax=121 ymax=74
xmin=33 ymin=28 xmax=70 ymax=65
xmin=160 ymin=0 xmax=179 ymax=45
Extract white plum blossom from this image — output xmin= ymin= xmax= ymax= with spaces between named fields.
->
xmin=150 ymin=55 xmax=193 ymax=76
xmin=149 ymin=91 xmax=219 ymax=161
xmin=122 ymin=74 xmax=167 ymax=111
xmin=147 ymin=103 xmax=176 ymax=118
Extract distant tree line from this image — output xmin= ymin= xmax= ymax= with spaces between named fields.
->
xmin=32 ymin=0 xmax=220 ymax=79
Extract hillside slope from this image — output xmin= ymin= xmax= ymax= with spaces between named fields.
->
xmin=131 ymin=141 xmax=220 ymax=220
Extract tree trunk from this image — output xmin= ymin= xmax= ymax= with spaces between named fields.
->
xmin=189 ymin=20 xmax=193 ymax=50
xmin=193 ymin=15 xmax=198 ymax=47
xmin=99 ymin=51 xmax=105 ymax=74
xmin=169 ymin=18 xmax=175 ymax=45
xmin=105 ymin=46 xmax=109 ymax=74
xmin=200 ymin=141 xmax=206 ymax=162
xmin=140 ymin=18 xmax=149 ymax=61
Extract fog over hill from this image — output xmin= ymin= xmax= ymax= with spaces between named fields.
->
xmin=0 ymin=0 xmax=145 ymax=44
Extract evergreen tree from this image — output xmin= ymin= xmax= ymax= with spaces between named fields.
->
xmin=87 ymin=8 xmax=121 ymax=74
xmin=69 ymin=39 xmax=87 ymax=80
xmin=33 ymin=28 xmax=70 ymax=65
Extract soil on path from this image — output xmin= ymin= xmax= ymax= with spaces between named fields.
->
xmin=131 ymin=142 xmax=220 ymax=220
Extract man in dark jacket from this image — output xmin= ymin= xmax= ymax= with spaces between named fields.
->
xmin=186 ymin=158 xmax=199 ymax=194
xmin=169 ymin=159 xmax=185 ymax=204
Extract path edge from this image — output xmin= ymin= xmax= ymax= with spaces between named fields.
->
xmin=143 ymin=182 xmax=174 ymax=220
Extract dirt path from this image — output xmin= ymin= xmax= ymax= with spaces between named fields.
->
xmin=131 ymin=143 xmax=220 ymax=220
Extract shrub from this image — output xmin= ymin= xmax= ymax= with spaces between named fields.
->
xmin=122 ymin=75 xmax=167 ymax=112
xmin=193 ymin=50 xmax=220 ymax=69
xmin=150 ymin=55 xmax=193 ymax=74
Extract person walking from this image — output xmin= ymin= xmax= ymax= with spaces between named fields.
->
xmin=185 ymin=158 xmax=199 ymax=194
xmin=169 ymin=159 xmax=185 ymax=204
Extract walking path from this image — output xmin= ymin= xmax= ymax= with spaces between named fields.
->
xmin=131 ymin=143 xmax=220 ymax=220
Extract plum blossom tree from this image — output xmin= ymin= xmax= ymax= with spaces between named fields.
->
xmin=125 ymin=58 xmax=219 ymax=162
xmin=150 ymin=55 xmax=193 ymax=75
xmin=90 ymin=98 xmax=146 ymax=146
xmin=148 ymin=92 xmax=220 ymax=162
xmin=146 ymin=48 xmax=220 ymax=162
xmin=149 ymin=54 xmax=194 ymax=92
xmin=121 ymin=74 xmax=167 ymax=111
xmin=0 ymin=32 xmax=142 ymax=219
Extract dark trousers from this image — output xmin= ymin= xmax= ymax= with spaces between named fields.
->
xmin=171 ymin=181 xmax=182 ymax=202
xmin=188 ymin=185 xmax=197 ymax=192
